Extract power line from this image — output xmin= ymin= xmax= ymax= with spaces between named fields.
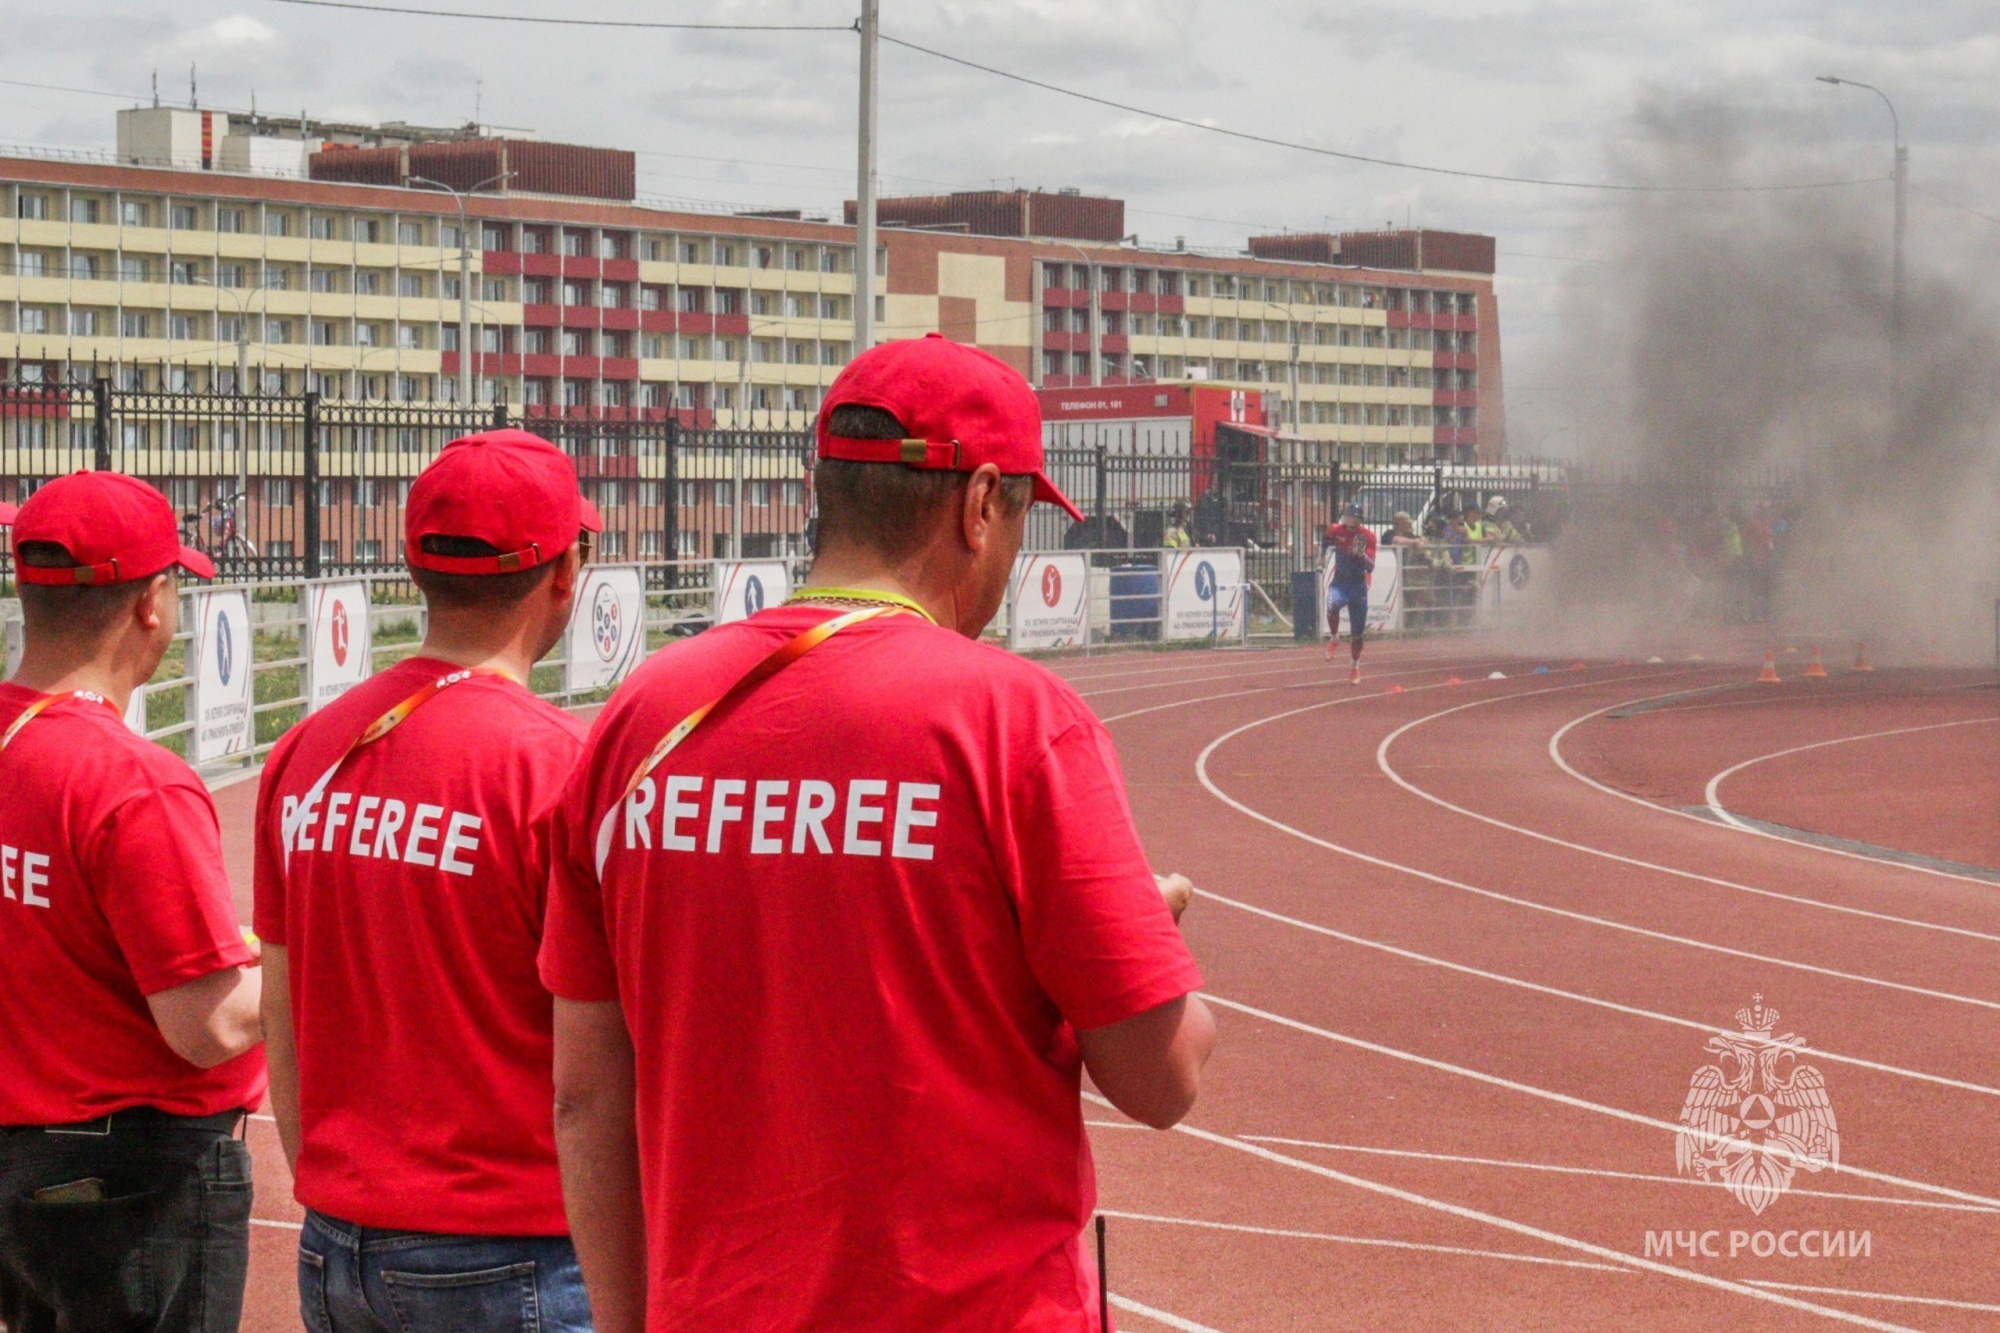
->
xmin=874 ymin=34 xmax=1888 ymax=196
xmin=262 ymin=0 xmax=849 ymax=30
xmin=1911 ymin=183 xmax=2000 ymax=227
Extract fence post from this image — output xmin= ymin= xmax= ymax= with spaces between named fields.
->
xmin=662 ymin=417 xmax=679 ymax=581
xmin=303 ymin=392 xmax=321 ymax=580
xmin=1093 ymin=446 xmax=1107 ymax=531
xmin=91 ymin=377 xmax=112 ymax=471
xmin=491 ymin=401 xmax=509 ymax=430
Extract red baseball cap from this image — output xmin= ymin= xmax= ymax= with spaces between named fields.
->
xmin=405 ymin=429 xmax=602 ymax=575
xmin=817 ymin=333 xmax=1083 ymax=521
xmin=12 ymin=472 xmax=214 ymax=585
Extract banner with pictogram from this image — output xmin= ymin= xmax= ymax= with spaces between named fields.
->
xmin=191 ymin=589 xmax=254 ymax=763
xmin=303 ymin=580 xmax=373 ymax=712
xmin=1160 ymin=549 xmax=1246 ymax=642
xmin=565 ymin=564 xmax=647 ymax=693
xmin=1006 ymin=552 xmax=1090 ymax=651
xmin=711 ymin=560 xmax=791 ymax=625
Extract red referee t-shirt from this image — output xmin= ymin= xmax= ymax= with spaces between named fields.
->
xmin=254 ymin=658 xmax=585 ymax=1235
xmin=0 ymin=684 xmax=264 ymax=1125
xmin=540 ymin=607 xmax=1203 ymax=1331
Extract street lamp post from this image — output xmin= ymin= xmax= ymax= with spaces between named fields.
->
xmin=1816 ymin=75 xmax=1905 ymax=343
xmin=1047 ymin=242 xmax=1101 ymax=387
xmin=855 ymin=0 xmax=880 ymax=354
xmin=191 ymin=275 xmax=270 ymax=508
xmin=409 ymin=172 xmax=514 ymax=409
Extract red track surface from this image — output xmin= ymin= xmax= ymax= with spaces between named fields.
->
xmin=216 ymin=642 xmax=2000 ymax=1332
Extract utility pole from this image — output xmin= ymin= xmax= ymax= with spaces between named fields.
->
xmin=1817 ymin=76 xmax=1904 ymax=346
xmin=854 ymin=0 xmax=880 ymax=353
xmin=410 ymin=171 xmax=513 ymax=407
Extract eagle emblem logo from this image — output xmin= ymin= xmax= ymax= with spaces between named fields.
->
xmin=1675 ymin=995 xmax=1839 ymax=1215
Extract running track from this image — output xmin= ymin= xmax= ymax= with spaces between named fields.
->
xmin=215 ymin=638 xmax=2000 ymax=1331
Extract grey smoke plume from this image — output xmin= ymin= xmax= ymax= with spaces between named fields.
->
xmin=1540 ymin=92 xmax=2000 ymax=665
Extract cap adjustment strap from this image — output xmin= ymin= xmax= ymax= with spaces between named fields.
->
xmin=71 ymin=557 xmax=120 ymax=586
xmin=823 ymin=436 xmax=964 ymax=470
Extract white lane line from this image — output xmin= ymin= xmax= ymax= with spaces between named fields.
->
xmin=1705 ymin=717 xmax=2000 ymax=843
xmin=1081 ymin=660 xmax=1364 ymax=699
xmin=1108 ymin=1293 xmax=1225 ymax=1333
xmin=1197 ymin=994 xmax=2000 ymax=1211
xmin=251 ymin=1217 xmax=304 ymax=1231
xmin=1195 ymin=688 xmax=2000 ymax=1012
xmin=1082 ymin=1094 xmax=1923 ymax=1331
xmin=1551 ymin=696 xmax=2000 ymax=903
xmin=1099 ymin=655 xmax=1518 ymax=726
xmin=1238 ymin=1136 xmax=2000 ymax=1214
xmin=1088 ymin=1119 xmax=1153 ymax=1131
xmin=1197 ymin=886 xmax=2000 ymax=1098
xmin=248 ymin=1112 xmax=277 ymax=1123
xmin=1098 ymin=1208 xmax=1627 ymax=1273
xmin=1743 ymin=1281 xmax=2000 ymax=1315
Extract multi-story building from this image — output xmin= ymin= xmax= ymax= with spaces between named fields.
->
xmin=0 ymin=107 xmax=1502 ymax=462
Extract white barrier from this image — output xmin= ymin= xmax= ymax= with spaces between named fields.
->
xmin=1006 ymin=552 xmax=1090 ymax=651
xmin=712 ymin=560 xmax=790 ymax=624
xmin=1478 ymin=544 xmax=1557 ymax=627
xmin=191 ymin=589 xmax=253 ymax=763
xmin=1161 ymin=550 xmax=1246 ymax=642
xmin=566 ymin=564 xmax=648 ymax=693
xmin=303 ymin=580 xmax=373 ymax=713
xmin=1318 ymin=547 xmax=1404 ymax=637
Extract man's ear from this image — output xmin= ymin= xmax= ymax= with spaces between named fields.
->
xmin=135 ymin=572 xmax=176 ymax=632
xmin=959 ymin=464 xmax=1005 ymax=554
xmin=550 ymin=544 xmax=583 ymax=603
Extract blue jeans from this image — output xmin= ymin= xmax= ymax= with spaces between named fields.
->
xmin=298 ymin=1209 xmax=591 ymax=1333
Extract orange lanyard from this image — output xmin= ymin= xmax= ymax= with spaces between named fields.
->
xmin=592 ymin=603 xmax=906 ymax=874
xmin=0 ymin=690 xmax=114 ymax=751
xmin=280 ymin=665 xmax=507 ymax=864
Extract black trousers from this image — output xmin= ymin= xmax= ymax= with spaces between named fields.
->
xmin=0 ymin=1114 xmax=252 ymax=1333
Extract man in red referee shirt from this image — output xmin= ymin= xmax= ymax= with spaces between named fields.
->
xmin=0 ymin=474 xmax=265 ymax=1333
xmin=544 ymin=334 xmax=1215 ymax=1331
xmin=254 ymin=430 xmax=600 ymax=1330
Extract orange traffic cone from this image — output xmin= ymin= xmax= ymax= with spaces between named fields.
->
xmin=1756 ymin=650 xmax=1781 ymax=684
xmin=1570 ymin=661 xmax=1588 ymax=671
xmin=1446 ymin=676 xmax=1464 ymax=686
xmin=1388 ymin=683 xmax=1406 ymax=694
xmin=1803 ymin=646 xmax=1829 ymax=679
xmin=1852 ymin=642 xmax=1875 ymax=673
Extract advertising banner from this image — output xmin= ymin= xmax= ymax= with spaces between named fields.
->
xmin=302 ymin=580 xmax=373 ymax=713
xmin=1477 ymin=544 xmax=1556 ymax=628
xmin=712 ymin=560 xmax=790 ymax=625
xmin=190 ymin=589 xmax=253 ymax=764
xmin=1319 ymin=546 xmax=1403 ymax=637
xmin=566 ymin=564 xmax=647 ymax=693
xmin=1006 ymin=552 xmax=1090 ymax=651
xmin=1160 ymin=549 xmax=1245 ymax=642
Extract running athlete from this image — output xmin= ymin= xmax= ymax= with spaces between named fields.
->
xmin=1323 ymin=501 xmax=1377 ymax=684
xmin=255 ymin=431 xmax=599 ymax=1330
xmin=0 ymin=474 xmax=264 ymax=1333
xmin=543 ymin=334 xmax=1213 ymax=1333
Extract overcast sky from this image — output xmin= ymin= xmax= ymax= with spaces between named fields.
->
xmin=6 ymin=0 xmax=1999 ymax=449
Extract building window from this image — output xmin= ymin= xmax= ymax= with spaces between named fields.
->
xmin=716 ymin=289 xmax=741 ymax=315
xmin=563 ymin=281 xmax=590 ymax=306
xmin=169 ymin=203 xmax=199 ymax=230
xmin=716 ymin=243 xmax=737 ymax=267
xmin=311 ymin=321 xmax=338 ymax=346
xmin=310 ymin=215 xmax=336 ymax=240
xmin=562 ymin=380 xmax=589 ymax=407
xmin=68 ymin=309 xmax=98 ymax=336
xmin=170 ymin=315 xmax=197 ymax=340
xmin=18 ymin=308 xmax=49 ymax=334
xmin=599 ymin=283 xmax=627 ymax=309
xmin=679 ymin=288 xmax=706 ymax=314
xmin=16 ymin=194 xmax=48 ymax=220
xmin=562 ymin=230 xmax=588 ymax=257
xmin=680 ymin=241 xmax=703 ymax=264
xmin=266 ymin=212 xmax=292 ymax=238
xmin=119 ymin=311 xmax=149 ymax=338
xmin=399 ymin=273 xmax=425 ymax=298
xmin=71 ymin=198 xmax=101 ymax=225
xmin=398 ymin=221 xmax=425 ymax=245
xmin=217 ymin=207 xmax=245 ymax=233
xmin=561 ymin=330 xmax=589 ymax=357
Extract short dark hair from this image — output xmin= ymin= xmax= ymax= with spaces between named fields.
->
xmin=15 ymin=541 xmax=162 ymax=639
xmin=409 ymin=534 xmax=561 ymax=611
xmin=814 ymin=405 xmax=1032 ymax=560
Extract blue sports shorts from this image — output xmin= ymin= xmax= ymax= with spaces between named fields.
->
xmin=1327 ymin=582 xmax=1368 ymax=639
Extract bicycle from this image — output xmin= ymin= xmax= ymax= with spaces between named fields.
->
xmin=181 ymin=491 xmax=259 ymax=562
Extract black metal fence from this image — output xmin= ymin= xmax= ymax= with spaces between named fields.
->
xmin=0 ymin=382 xmax=813 ymax=582
xmin=2 ymin=381 xmax=1798 ymax=593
